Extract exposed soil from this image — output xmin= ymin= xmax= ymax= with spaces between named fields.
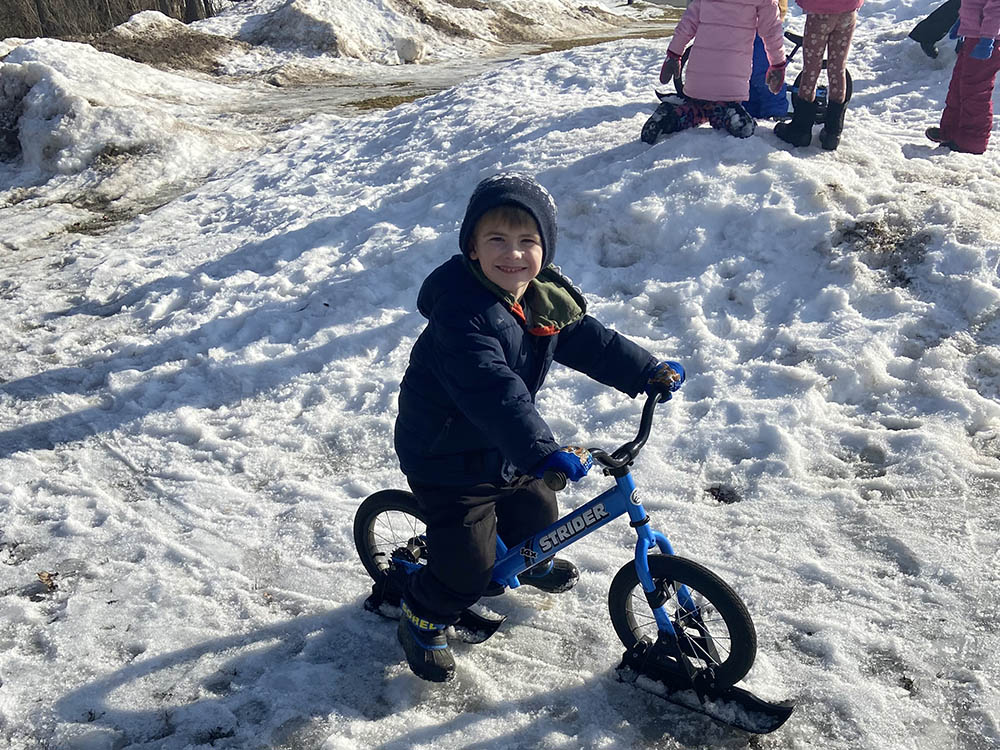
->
xmin=526 ymin=21 xmax=680 ymax=56
xmin=81 ymin=23 xmax=250 ymax=74
xmin=349 ymin=94 xmax=427 ymax=111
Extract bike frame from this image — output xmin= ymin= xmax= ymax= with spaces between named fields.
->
xmin=490 ymin=470 xmax=695 ymax=638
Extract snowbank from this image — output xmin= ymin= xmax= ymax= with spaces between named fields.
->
xmin=0 ymin=36 xmax=261 ymax=241
xmin=196 ymin=0 xmax=631 ymax=66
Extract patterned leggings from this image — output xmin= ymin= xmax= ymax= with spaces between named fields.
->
xmin=643 ymin=96 xmax=757 ymax=141
xmin=799 ymin=11 xmax=857 ymax=103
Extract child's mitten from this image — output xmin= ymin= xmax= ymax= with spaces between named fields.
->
xmin=766 ymin=61 xmax=787 ymax=94
xmin=535 ymin=447 xmax=593 ymax=482
xmin=645 ymin=361 xmax=686 ymax=397
xmin=971 ymin=37 xmax=995 ymax=59
xmin=949 ymin=20 xmax=965 ymax=51
xmin=659 ymin=50 xmax=682 ymax=84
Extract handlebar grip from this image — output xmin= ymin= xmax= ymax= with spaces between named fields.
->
xmin=543 ymin=470 xmax=567 ymax=492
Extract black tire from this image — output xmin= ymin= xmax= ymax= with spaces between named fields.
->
xmin=608 ymin=555 xmax=757 ymax=687
xmin=817 ymin=61 xmax=854 ymax=104
xmin=353 ymin=489 xmax=427 ymax=585
xmin=792 ymin=68 xmax=853 ymax=123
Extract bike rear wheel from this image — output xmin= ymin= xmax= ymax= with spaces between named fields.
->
xmin=353 ymin=489 xmax=427 ymax=585
xmin=791 ymin=68 xmax=853 ymax=122
xmin=608 ymin=554 xmax=756 ymax=687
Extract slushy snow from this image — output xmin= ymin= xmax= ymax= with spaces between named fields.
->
xmin=0 ymin=0 xmax=998 ymax=748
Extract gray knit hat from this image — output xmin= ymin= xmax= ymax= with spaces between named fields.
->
xmin=458 ymin=172 xmax=558 ymax=268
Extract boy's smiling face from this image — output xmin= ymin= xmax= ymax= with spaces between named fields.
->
xmin=470 ymin=209 xmax=544 ymax=300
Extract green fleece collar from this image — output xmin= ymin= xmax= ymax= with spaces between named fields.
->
xmin=464 ymin=257 xmax=586 ymax=334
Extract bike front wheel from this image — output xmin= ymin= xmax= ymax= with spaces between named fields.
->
xmin=353 ymin=489 xmax=427 ymax=585
xmin=608 ymin=554 xmax=757 ymax=687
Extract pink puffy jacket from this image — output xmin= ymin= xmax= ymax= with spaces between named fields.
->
xmin=958 ymin=0 xmax=1000 ymax=40
xmin=667 ymin=0 xmax=786 ymax=102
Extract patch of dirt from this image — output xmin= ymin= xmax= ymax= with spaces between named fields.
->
xmin=527 ymin=24 xmax=679 ymax=55
xmin=835 ymin=218 xmax=932 ymax=288
xmin=0 ymin=77 xmax=29 ymax=161
xmin=82 ymin=24 xmax=250 ymax=74
xmin=392 ymin=0 xmax=480 ymax=40
xmin=439 ymin=0 xmax=489 ymax=9
xmin=348 ymin=93 xmax=427 ymax=111
xmin=263 ymin=65 xmax=351 ymax=88
xmin=706 ymin=484 xmax=743 ymax=503
xmin=392 ymin=0 xmax=631 ymax=44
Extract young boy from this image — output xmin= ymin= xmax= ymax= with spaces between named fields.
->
xmin=393 ymin=173 xmax=684 ymax=682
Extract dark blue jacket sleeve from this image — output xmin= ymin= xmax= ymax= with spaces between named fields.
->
xmin=428 ymin=312 xmax=560 ymax=474
xmin=553 ymin=315 xmax=659 ymax=397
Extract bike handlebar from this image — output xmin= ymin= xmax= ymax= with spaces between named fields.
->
xmin=541 ymin=391 xmax=669 ymax=492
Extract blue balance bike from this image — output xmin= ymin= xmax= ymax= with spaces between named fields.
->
xmin=354 ymin=394 xmax=794 ymax=733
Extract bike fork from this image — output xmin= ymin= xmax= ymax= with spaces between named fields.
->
xmin=632 ymin=530 xmax=703 ymax=639
xmin=632 ymin=533 xmax=717 ymax=688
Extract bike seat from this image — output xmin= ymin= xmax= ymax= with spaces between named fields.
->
xmin=784 ymin=30 xmax=803 ymax=45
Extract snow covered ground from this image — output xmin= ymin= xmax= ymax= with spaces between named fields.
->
xmin=1 ymin=0 xmax=999 ymax=748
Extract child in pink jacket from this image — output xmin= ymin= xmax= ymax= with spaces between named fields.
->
xmin=926 ymin=0 xmax=1000 ymax=154
xmin=641 ymin=0 xmax=786 ymax=143
xmin=774 ymin=0 xmax=864 ymax=150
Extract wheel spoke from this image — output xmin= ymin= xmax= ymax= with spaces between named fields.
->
xmin=368 ymin=510 xmax=427 ymax=571
xmin=632 ymin=578 xmax=733 ymax=665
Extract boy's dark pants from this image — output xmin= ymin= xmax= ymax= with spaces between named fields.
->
xmin=404 ymin=475 xmax=558 ymax=624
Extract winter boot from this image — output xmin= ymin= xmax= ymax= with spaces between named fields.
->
xmin=909 ymin=30 xmax=939 ymax=58
xmin=641 ymin=101 xmax=681 ymax=144
xmin=925 ymin=126 xmax=960 ymax=148
xmin=818 ymin=99 xmax=847 ymax=150
xmin=774 ymin=94 xmax=818 ymax=147
xmin=520 ymin=557 xmax=579 ymax=594
xmin=926 ymin=127 xmax=970 ymax=151
xmin=398 ymin=601 xmax=455 ymax=682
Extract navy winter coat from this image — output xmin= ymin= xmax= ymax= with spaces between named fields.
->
xmin=394 ymin=255 xmax=658 ymax=487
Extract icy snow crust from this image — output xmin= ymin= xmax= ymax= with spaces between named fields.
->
xmin=1 ymin=0 xmax=999 ymax=748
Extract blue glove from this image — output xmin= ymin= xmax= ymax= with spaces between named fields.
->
xmin=535 ymin=446 xmax=593 ymax=482
xmin=949 ymin=20 xmax=964 ymax=52
xmin=645 ymin=360 xmax=685 ymax=396
xmin=971 ymin=37 xmax=995 ymax=59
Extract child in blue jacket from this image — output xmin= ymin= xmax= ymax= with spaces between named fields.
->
xmin=392 ymin=172 xmax=684 ymax=681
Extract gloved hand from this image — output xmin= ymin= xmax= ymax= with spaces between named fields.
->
xmin=535 ymin=446 xmax=593 ymax=482
xmin=659 ymin=51 xmax=682 ymax=84
xmin=971 ymin=37 xmax=996 ymax=59
xmin=949 ymin=20 xmax=965 ymax=51
xmin=766 ymin=61 xmax=787 ymax=94
xmin=645 ymin=360 xmax=685 ymax=397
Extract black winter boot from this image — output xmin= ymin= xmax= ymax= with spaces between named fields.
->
xmin=520 ymin=557 xmax=579 ymax=593
xmin=641 ymin=100 xmax=681 ymax=144
xmin=819 ymin=99 xmax=847 ymax=150
xmin=398 ymin=601 xmax=455 ymax=682
xmin=774 ymin=94 xmax=818 ymax=147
